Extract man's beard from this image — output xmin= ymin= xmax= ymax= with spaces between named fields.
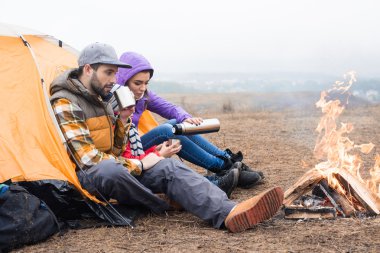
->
xmin=90 ymin=73 xmax=113 ymax=98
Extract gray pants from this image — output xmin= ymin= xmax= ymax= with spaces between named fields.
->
xmin=77 ymin=158 xmax=236 ymax=228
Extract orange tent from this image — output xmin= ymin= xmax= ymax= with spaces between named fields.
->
xmin=0 ymin=23 xmax=99 ymax=203
xmin=138 ymin=111 xmax=159 ymax=136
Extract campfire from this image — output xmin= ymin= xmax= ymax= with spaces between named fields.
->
xmin=283 ymin=72 xmax=380 ymax=219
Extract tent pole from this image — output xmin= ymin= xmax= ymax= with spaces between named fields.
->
xmin=19 ymin=35 xmax=67 ymax=144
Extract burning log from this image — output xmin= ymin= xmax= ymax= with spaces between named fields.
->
xmin=316 ymin=179 xmax=356 ymax=217
xmin=334 ymin=169 xmax=380 ymax=215
xmin=284 ymin=168 xmax=380 ymax=215
xmin=283 ymin=168 xmax=324 ymax=206
xmin=284 ymin=206 xmax=336 ymax=220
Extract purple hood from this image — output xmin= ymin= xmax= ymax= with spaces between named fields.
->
xmin=115 ymin=51 xmax=191 ymax=128
xmin=116 ymin=52 xmax=154 ymax=86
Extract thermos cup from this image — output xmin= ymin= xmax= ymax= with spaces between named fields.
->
xmin=172 ymin=118 xmax=220 ymax=135
xmin=113 ymin=86 xmax=135 ymax=110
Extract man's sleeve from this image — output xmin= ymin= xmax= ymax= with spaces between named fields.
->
xmin=52 ymin=98 xmax=141 ymax=175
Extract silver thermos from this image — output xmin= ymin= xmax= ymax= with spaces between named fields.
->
xmin=172 ymin=118 xmax=220 ymax=135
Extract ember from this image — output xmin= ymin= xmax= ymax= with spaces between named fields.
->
xmin=284 ymin=72 xmax=380 ymax=219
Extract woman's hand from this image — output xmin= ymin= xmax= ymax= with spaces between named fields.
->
xmin=158 ymin=140 xmax=182 ymax=158
xmin=184 ymin=117 xmax=203 ymax=125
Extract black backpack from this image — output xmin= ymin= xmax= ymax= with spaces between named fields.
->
xmin=0 ymin=183 xmax=60 ymax=252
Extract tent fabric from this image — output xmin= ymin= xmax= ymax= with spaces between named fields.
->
xmin=138 ymin=110 xmax=159 ymax=136
xmin=0 ymin=23 xmax=99 ymax=203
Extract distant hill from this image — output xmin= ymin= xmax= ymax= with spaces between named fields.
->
xmin=156 ymin=91 xmax=374 ymax=116
xmin=149 ymin=72 xmax=380 ymax=103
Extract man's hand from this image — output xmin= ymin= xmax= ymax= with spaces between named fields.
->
xmin=158 ymin=140 xmax=182 ymax=158
xmin=184 ymin=117 xmax=203 ymax=125
xmin=141 ymin=153 xmax=164 ymax=170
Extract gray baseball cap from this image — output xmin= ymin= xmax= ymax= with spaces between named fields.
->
xmin=78 ymin=42 xmax=131 ymax=68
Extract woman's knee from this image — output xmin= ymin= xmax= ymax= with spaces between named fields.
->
xmin=155 ymin=123 xmax=175 ymax=137
xmin=166 ymin=119 xmax=177 ymax=125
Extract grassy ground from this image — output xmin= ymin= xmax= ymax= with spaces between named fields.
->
xmin=17 ymin=93 xmax=380 ymax=253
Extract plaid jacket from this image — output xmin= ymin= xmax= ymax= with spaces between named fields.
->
xmin=50 ymin=70 xmax=141 ymax=175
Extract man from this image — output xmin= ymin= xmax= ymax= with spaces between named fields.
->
xmin=50 ymin=42 xmax=284 ymax=233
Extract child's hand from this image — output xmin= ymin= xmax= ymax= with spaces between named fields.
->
xmin=158 ymin=140 xmax=182 ymax=158
xmin=155 ymin=144 xmax=163 ymax=151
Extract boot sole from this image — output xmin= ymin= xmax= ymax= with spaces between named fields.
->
xmin=225 ymin=187 xmax=284 ymax=233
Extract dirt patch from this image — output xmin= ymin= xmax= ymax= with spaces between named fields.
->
xmin=17 ymin=103 xmax=380 ymax=253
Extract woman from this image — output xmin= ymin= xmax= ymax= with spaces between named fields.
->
xmin=115 ymin=52 xmax=263 ymax=189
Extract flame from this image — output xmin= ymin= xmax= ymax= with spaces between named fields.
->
xmin=328 ymin=173 xmax=347 ymax=196
xmin=312 ymin=71 xmax=380 ymax=203
xmin=354 ymin=143 xmax=375 ymax=154
xmin=367 ymin=154 xmax=380 ymax=195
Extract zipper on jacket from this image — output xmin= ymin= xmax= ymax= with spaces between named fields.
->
xmin=99 ymin=97 xmax=114 ymax=151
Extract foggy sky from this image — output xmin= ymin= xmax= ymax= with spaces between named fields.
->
xmin=2 ymin=0 xmax=380 ymax=77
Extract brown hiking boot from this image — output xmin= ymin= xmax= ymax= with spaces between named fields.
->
xmin=224 ymin=187 xmax=284 ymax=233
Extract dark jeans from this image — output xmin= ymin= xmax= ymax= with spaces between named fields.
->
xmin=77 ymin=159 xmax=236 ymax=228
xmin=141 ymin=119 xmax=229 ymax=173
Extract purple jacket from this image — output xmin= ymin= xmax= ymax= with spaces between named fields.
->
xmin=116 ymin=52 xmax=192 ymax=127
xmin=133 ymin=90 xmax=191 ymax=127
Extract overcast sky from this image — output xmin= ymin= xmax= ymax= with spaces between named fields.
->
xmin=2 ymin=0 xmax=380 ymax=77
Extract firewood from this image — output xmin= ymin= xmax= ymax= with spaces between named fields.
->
xmin=335 ymin=170 xmax=380 ymax=215
xmin=284 ymin=168 xmax=325 ymax=206
xmin=284 ymin=206 xmax=336 ymax=220
xmin=315 ymin=182 xmax=346 ymax=217
xmin=319 ymin=180 xmax=356 ymax=217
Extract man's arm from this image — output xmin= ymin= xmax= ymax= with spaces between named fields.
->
xmin=52 ymin=98 xmax=141 ymax=175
